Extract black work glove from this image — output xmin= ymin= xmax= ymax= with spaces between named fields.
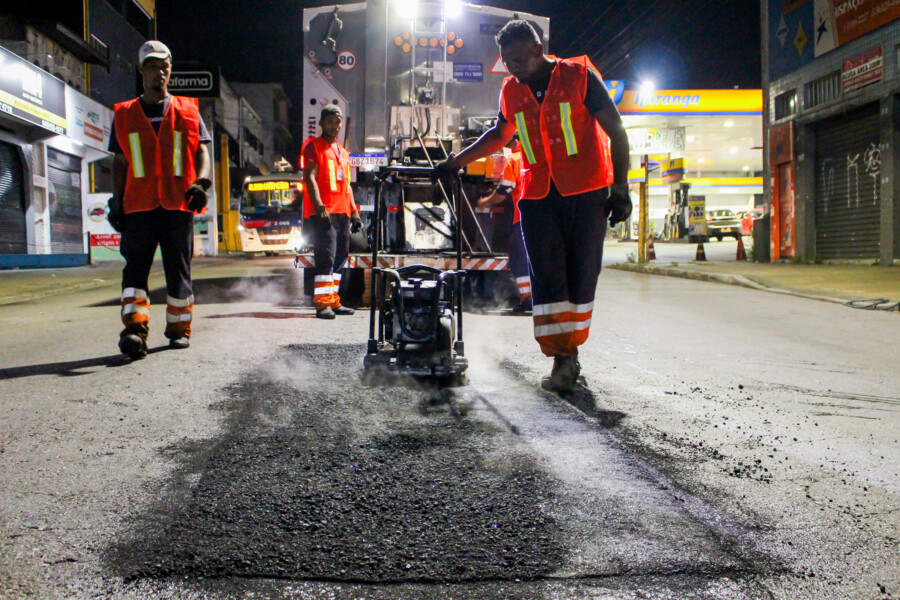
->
xmin=107 ymin=196 xmax=124 ymax=233
xmin=350 ymin=210 xmax=363 ymax=234
xmin=185 ymin=178 xmax=212 ymax=212
xmin=607 ymin=184 xmax=633 ymax=226
xmin=432 ymin=154 xmax=461 ymax=184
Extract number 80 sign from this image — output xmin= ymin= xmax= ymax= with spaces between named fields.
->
xmin=337 ymin=51 xmax=357 ymax=71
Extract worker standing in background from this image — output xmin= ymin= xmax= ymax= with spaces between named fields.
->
xmin=107 ymin=40 xmax=212 ymax=359
xmin=435 ymin=20 xmax=632 ymax=393
xmin=302 ymin=104 xmax=364 ymax=319
xmin=477 ymin=136 xmax=532 ymax=313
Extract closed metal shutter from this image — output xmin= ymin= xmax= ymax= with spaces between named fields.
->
xmin=47 ymin=148 xmax=84 ymax=253
xmin=814 ymin=103 xmax=881 ymax=259
xmin=0 ymin=142 xmax=27 ymax=254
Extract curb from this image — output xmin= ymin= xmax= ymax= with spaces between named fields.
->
xmin=608 ymin=262 xmax=852 ymax=305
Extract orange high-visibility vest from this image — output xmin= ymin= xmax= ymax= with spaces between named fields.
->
xmin=302 ymin=136 xmax=354 ymax=217
xmin=500 ymin=56 xmax=614 ymax=199
xmin=500 ymin=151 xmax=525 ymax=224
xmin=114 ymin=95 xmax=201 ymax=213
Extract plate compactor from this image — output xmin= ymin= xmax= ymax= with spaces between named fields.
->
xmin=363 ymin=166 xmax=468 ymax=384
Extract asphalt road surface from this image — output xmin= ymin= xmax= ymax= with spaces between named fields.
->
xmin=0 ymin=260 xmax=896 ymax=599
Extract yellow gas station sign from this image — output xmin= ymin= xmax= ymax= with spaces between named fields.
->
xmin=616 ymin=89 xmax=762 ymax=115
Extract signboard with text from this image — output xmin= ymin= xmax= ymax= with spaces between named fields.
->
xmin=167 ymin=69 xmax=220 ymax=98
xmin=689 ymin=196 xmax=708 ymax=236
xmin=842 ymin=46 xmax=883 ymax=93
xmin=627 ymin=127 xmax=686 ymax=154
xmin=0 ymin=45 xmax=66 ymax=135
xmin=65 ymin=87 xmax=112 ymax=152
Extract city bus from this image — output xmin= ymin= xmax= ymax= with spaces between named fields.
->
xmin=239 ymin=172 xmax=306 ymax=255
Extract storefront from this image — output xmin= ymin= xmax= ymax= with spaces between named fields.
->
xmin=0 ymin=43 xmax=114 ymax=267
xmin=764 ymin=1 xmax=900 ymax=263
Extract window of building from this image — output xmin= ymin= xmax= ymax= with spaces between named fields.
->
xmin=804 ymin=71 xmax=841 ymax=108
xmin=774 ymin=89 xmax=797 ymax=120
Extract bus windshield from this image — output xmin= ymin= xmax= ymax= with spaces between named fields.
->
xmin=241 ymin=179 xmax=303 ymax=215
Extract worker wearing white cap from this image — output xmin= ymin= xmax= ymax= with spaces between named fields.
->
xmin=107 ymin=40 xmax=213 ymax=359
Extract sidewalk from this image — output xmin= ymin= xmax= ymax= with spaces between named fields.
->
xmin=610 ymin=256 xmax=900 ymax=310
xmin=0 ymin=255 xmax=294 ymax=306
xmin=1 ymin=253 xmax=899 ymax=311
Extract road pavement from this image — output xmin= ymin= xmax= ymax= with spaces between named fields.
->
xmin=0 ymin=249 xmax=897 ymax=599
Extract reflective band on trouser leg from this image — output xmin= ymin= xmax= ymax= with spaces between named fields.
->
xmin=533 ymin=300 xmax=593 ymax=357
xmin=559 ymin=102 xmax=578 ymax=157
xmin=313 ymin=275 xmax=335 ymax=310
xmin=128 ymin=133 xmax=145 ymax=178
xmin=328 ymin=159 xmax=337 ymax=192
xmin=332 ymin=273 xmax=343 ymax=308
xmin=516 ymin=275 xmax=532 ymax=301
xmin=164 ymin=294 xmax=194 ymax=339
xmin=514 ymin=112 xmax=537 ymax=165
xmin=173 ymin=131 xmax=183 ymax=177
xmin=121 ymin=287 xmax=150 ymax=340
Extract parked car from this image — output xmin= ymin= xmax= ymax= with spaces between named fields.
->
xmin=706 ymin=209 xmax=742 ymax=241
xmin=735 ymin=208 xmax=765 ymax=235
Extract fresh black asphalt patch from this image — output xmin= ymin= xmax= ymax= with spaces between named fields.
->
xmin=106 ymin=344 xmax=567 ymax=584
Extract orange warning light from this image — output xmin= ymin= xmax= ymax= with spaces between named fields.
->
xmin=447 ymin=45 xmax=456 ymax=55
xmin=402 ymin=30 xmax=411 ymax=40
xmin=394 ymin=36 xmax=403 ymax=46
xmin=419 ymin=37 xmax=428 ymax=47
xmin=447 ymin=31 xmax=456 ymax=41
xmin=430 ymin=37 xmax=438 ymax=47
xmin=455 ymin=38 xmax=463 ymax=48
xmin=402 ymin=43 xmax=411 ymax=53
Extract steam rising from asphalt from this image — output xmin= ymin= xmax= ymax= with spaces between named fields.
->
xmin=226 ymin=275 xmax=304 ymax=307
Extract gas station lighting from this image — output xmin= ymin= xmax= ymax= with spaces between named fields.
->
xmin=687 ymin=135 xmax=695 ymax=142
xmin=445 ymin=0 xmax=462 ymax=18
xmin=724 ymin=120 xmax=735 ymax=127
xmin=397 ymin=0 xmax=417 ymax=19
xmin=639 ymin=80 xmax=655 ymax=94
xmin=730 ymin=147 xmax=738 ymax=153
xmin=742 ymin=165 xmax=750 ymax=171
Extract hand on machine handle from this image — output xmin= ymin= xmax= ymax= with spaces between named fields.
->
xmin=607 ymin=184 xmax=633 ymax=226
xmin=107 ymin=196 xmax=124 ymax=233
xmin=185 ymin=178 xmax=213 ymax=212
xmin=432 ymin=153 xmax=461 ymax=184
xmin=350 ymin=210 xmax=363 ymax=234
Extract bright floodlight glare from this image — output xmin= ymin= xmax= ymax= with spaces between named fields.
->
xmin=724 ymin=120 xmax=735 ymax=127
xmin=698 ymin=158 xmax=706 ymax=163
xmin=397 ymin=0 xmax=417 ymax=19
xmin=639 ymin=80 xmax=655 ymax=94
xmin=742 ymin=165 xmax=750 ymax=171
xmin=686 ymin=135 xmax=695 ymax=142
xmin=445 ymin=0 xmax=462 ymax=18
xmin=730 ymin=147 xmax=738 ymax=153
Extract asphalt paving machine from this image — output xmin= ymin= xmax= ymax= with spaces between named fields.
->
xmin=363 ymin=166 xmax=467 ymax=384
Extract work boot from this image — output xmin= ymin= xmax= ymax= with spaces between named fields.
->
xmin=118 ymin=333 xmax=147 ymax=360
xmin=168 ymin=337 xmax=190 ymax=349
xmin=332 ymin=305 xmax=355 ymax=316
xmin=316 ymin=307 xmax=336 ymax=320
xmin=540 ymin=355 xmax=580 ymax=393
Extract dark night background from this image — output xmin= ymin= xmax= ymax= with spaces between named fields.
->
xmin=157 ymin=0 xmax=762 ymax=146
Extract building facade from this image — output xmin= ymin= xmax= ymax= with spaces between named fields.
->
xmin=0 ymin=0 xmax=155 ymax=265
xmin=763 ymin=1 xmax=900 ymax=263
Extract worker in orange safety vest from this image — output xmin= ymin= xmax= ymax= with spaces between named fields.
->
xmin=435 ymin=20 xmax=632 ymax=393
xmin=107 ymin=40 xmax=212 ymax=360
xmin=302 ymin=104 xmax=363 ymax=319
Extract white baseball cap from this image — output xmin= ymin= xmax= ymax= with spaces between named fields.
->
xmin=138 ymin=40 xmax=172 ymax=64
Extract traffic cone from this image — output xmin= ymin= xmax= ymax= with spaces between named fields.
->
xmin=647 ymin=233 xmax=656 ymax=260
xmin=695 ymin=241 xmax=707 ymax=261
xmin=735 ymin=235 xmax=747 ymax=261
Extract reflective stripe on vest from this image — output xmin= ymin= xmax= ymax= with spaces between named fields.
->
xmin=514 ymin=112 xmax=537 ymax=165
xmin=559 ymin=102 xmax=578 ymax=157
xmin=328 ymin=158 xmax=337 ymax=192
xmin=173 ymin=131 xmax=183 ymax=177
xmin=128 ymin=133 xmax=145 ymax=178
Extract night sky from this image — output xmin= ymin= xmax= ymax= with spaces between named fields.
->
xmin=157 ymin=0 xmax=761 ymax=138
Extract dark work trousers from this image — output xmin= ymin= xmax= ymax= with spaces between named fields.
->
xmin=518 ymin=183 xmax=609 ymax=358
xmin=121 ymin=207 xmax=194 ymax=298
xmin=312 ymin=212 xmax=351 ymax=276
xmin=508 ymin=220 xmax=531 ymax=300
